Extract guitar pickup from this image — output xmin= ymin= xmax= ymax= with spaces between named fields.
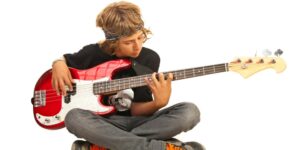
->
xmin=66 ymin=83 xmax=76 ymax=96
xmin=65 ymin=83 xmax=77 ymax=104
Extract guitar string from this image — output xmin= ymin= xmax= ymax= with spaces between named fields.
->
xmin=34 ymin=62 xmax=267 ymax=103
xmin=33 ymin=63 xmax=252 ymax=102
xmin=33 ymin=65 xmax=251 ymax=103
xmin=37 ymin=64 xmax=228 ymax=96
xmin=33 ymin=65 xmax=230 ymax=103
xmin=32 ymin=64 xmax=249 ymax=103
xmin=36 ymin=59 xmax=277 ymax=95
xmin=42 ymin=64 xmax=227 ymax=93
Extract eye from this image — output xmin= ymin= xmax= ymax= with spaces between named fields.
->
xmin=138 ymin=35 xmax=146 ymax=41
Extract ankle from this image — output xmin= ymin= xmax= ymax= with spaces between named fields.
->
xmin=166 ymin=142 xmax=185 ymax=150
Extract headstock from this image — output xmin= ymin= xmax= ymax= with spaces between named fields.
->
xmin=229 ymin=55 xmax=286 ymax=78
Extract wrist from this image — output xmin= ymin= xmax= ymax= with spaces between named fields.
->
xmin=52 ymin=57 xmax=66 ymax=67
xmin=154 ymin=99 xmax=167 ymax=108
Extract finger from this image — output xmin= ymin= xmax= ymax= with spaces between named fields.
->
xmin=158 ymin=73 xmax=165 ymax=83
xmin=58 ymin=79 xmax=66 ymax=96
xmin=144 ymin=77 xmax=155 ymax=91
xmin=167 ymin=73 xmax=174 ymax=81
xmin=151 ymin=73 xmax=159 ymax=86
xmin=67 ymin=73 xmax=74 ymax=91
xmin=51 ymin=77 xmax=55 ymax=89
xmin=64 ymin=76 xmax=73 ymax=91
xmin=52 ymin=79 xmax=60 ymax=95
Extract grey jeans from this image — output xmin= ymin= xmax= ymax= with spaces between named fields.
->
xmin=65 ymin=102 xmax=200 ymax=150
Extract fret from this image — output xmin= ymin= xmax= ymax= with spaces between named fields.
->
xmin=126 ymin=79 xmax=128 ymax=90
xmin=118 ymin=80 xmax=121 ymax=92
xmin=139 ymin=76 xmax=142 ymax=87
xmin=192 ymin=68 xmax=195 ymax=77
xmin=103 ymin=82 xmax=107 ymax=93
xmin=174 ymin=71 xmax=178 ymax=80
xmin=109 ymin=80 xmax=112 ymax=92
xmin=227 ymin=63 xmax=229 ymax=71
xmin=205 ymin=65 xmax=216 ymax=75
xmin=193 ymin=68 xmax=202 ymax=77
xmin=130 ymin=78 xmax=133 ymax=87
xmin=111 ymin=81 xmax=116 ymax=91
xmin=122 ymin=79 xmax=125 ymax=90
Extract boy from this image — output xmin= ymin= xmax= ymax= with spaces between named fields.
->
xmin=51 ymin=1 xmax=203 ymax=150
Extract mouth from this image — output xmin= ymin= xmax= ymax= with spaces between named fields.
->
xmin=131 ymin=51 xmax=140 ymax=57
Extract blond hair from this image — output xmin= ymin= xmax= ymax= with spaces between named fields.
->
xmin=96 ymin=1 xmax=151 ymax=54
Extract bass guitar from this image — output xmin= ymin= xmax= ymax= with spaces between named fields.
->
xmin=32 ymin=55 xmax=286 ymax=129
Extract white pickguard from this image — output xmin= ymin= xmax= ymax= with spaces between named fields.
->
xmin=36 ymin=77 xmax=114 ymax=126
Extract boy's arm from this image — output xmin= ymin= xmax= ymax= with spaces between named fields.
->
xmin=52 ymin=57 xmax=73 ymax=96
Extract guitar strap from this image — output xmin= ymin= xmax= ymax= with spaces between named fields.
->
xmin=131 ymin=59 xmax=154 ymax=75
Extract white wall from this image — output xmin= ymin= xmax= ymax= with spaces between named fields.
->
xmin=0 ymin=0 xmax=299 ymax=149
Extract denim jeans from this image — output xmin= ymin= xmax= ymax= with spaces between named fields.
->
xmin=65 ymin=102 xmax=200 ymax=150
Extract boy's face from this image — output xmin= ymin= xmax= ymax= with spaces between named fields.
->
xmin=115 ymin=30 xmax=145 ymax=58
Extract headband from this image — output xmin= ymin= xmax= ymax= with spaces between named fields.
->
xmin=104 ymin=24 xmax=144 ymax=41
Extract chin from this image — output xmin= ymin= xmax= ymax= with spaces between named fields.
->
xmin=131 ymin=52 xmax=140 ymax=58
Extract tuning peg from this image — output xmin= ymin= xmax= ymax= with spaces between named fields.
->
xmin=274 ymin=49 xmax=283 ymax=56
xmin=262 ymin=49 xmax=272 ymax=57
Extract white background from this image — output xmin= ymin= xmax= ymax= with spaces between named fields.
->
xmin=1 ymin=0 xmax=299 ymax=149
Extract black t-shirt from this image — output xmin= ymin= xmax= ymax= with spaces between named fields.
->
xmin=63 ymin=43 xmax=160 ymax=116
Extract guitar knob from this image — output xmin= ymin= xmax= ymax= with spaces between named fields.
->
xmin=274 ymin=49 xmax=283 ymax=56
xmin=55 ymin=115 xmax=61 ymax=120
xmin=45 ymin=118 xmax=50 ymax=124
xmin=262 ymin=49 xmax=272 ymax=57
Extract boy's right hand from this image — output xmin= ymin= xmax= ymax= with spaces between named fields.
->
xmin=51 ymin=60 xmax=73 ymax=96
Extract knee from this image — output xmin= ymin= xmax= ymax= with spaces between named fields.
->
xmin=182 ymin=102 xmax=200 ymax=121
xmin=178 ymin=102 xmax=201 ymax=130
xmin=64 ymin=108 xmax=86 ymax=130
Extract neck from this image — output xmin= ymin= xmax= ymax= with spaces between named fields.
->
xmin=93 ymin=63 xmax=229 ymax=95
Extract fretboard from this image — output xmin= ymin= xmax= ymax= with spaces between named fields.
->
xmin=93 ymin=63 xmax=228 ymax=95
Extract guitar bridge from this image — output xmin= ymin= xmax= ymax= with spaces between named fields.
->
xmin=33 ymin=90 xmax=46 ymax=107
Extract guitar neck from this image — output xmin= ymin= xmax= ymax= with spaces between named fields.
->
xmin=93 ymin=63 xmax=229 ymax=95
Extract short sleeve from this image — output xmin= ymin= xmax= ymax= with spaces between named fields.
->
xmin=63 ymin=44 xmax=108 ymax=69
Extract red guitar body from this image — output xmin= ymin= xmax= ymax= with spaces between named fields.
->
xmin=32 ymin=59 xmax=131 ymax=129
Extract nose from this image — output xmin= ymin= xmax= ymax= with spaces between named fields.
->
xmin=133 ymin=40 xmax=141 ymax=51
